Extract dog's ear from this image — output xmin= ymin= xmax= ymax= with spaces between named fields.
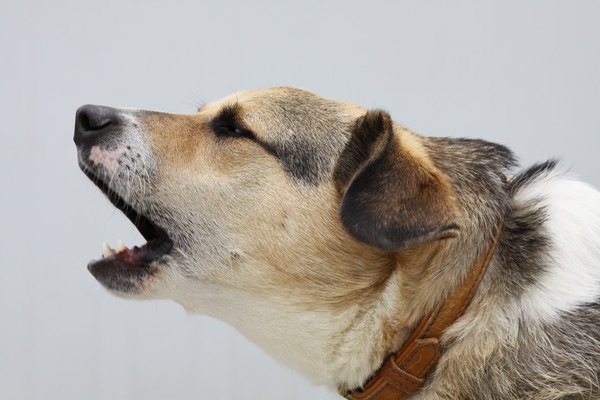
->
xmin=334 ymin=110 xmax=459 ymax=251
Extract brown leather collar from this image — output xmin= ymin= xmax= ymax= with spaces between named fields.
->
xmin=340 ymin=223 xmax=503 ymax=400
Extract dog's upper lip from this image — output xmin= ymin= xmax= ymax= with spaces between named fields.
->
xmin=80 ymin=163 xmax=173 ymax=268
xmin=80 ymin=163 xmax=168 ymax=242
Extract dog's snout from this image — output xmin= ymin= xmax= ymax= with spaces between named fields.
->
xmin=74 ymin=105 xmax=122 ymax=146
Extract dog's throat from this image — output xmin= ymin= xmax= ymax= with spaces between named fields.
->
xmin=340 ymin=222 xmax=503 ymax=400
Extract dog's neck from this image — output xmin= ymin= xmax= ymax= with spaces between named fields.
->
xmin=340 ymin=223 xmax=502 ymax=399
xmin=174 ymin=284 xmax=386 ymax=386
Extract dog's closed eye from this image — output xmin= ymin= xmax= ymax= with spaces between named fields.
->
xmin=212 ymin=122 xmax=255 ymax=139
xmin=210 ymin=104 xmax=255 ymax=140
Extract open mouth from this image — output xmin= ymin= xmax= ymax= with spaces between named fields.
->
xmin=82 ymin=166 xmax=173 ymax=283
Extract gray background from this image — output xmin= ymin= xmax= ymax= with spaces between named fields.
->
xmin=1 ymin=1 xmax=598 ymax=399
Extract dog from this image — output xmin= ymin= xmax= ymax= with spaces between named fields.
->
xmin=74 ymin=87 xmax=600 ymax=399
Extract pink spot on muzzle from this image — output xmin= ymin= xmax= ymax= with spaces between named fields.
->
xmin=89 ymin=145 xmax=127 ymax=175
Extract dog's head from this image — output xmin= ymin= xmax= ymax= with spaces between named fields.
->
xmin=74 ymin=87 xmax=464 ymax=385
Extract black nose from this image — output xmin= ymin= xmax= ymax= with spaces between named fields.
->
xmin=74 ymin=105 xmax=122 ymax=146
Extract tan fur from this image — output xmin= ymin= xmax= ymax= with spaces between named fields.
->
xmin=141 ymin=91 xmax=395 ymax=310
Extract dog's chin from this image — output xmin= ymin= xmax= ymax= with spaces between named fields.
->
xmin=88 ymin=239 xmax=173 ymax=296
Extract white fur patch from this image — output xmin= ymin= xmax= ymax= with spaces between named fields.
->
xmin=515 ymin=169 xmax=600 ymax=321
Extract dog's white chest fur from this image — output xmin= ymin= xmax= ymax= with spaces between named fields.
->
xmin=516 ymin=172 xmax=600 ymax=321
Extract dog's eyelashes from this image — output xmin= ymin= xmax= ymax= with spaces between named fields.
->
xmin=209 ymin=103 xmax=256 ymax=140
xmin=213 ymin=123 xmax=255 ymax=140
